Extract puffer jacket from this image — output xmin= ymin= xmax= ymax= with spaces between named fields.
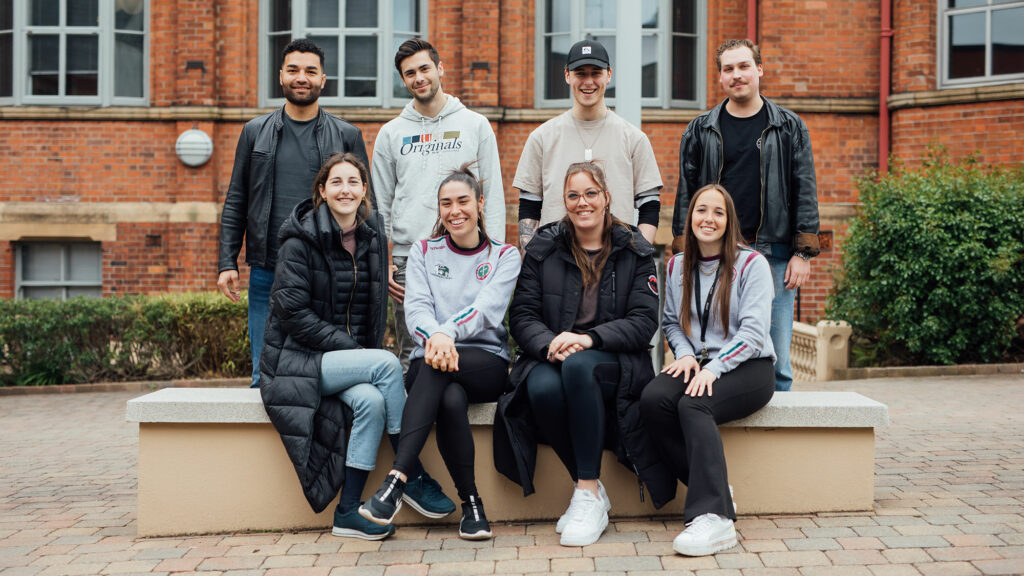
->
xmin=218 ymin=106 xmax=369 ymax=273
xmin=671 ymin=96 xmax=820 ymax=255
xmin=493 ymin=221 xmax=678 ymax=508
xmin=259 ymin=199 xmax=388 ymax=513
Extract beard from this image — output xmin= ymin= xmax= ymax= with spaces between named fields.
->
xmin=282 ymin=81 xmax=323 ymax=106
xmin=412 ymin=81 xmax=439 ymax=105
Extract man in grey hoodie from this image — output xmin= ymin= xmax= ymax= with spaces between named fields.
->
xmin=372 ymin=38 xmax=506 ymax=374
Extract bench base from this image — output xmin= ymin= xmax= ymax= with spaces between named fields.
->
xmin=137 ymin=422 xmax=875 ymax=537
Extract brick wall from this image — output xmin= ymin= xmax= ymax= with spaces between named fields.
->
xmin=892 ymin=101 xmax=1024 ymax=166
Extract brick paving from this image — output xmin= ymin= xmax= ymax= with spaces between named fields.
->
xmin=1 ymin=374 xmax=1023 ymax=575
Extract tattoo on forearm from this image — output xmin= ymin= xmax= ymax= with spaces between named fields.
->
xmin=519 ymin=219 xmax=539 ymax=248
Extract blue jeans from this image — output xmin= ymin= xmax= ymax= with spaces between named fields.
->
xmin=247 ymin=265 xmax=276 ymax=388
xmin=759 ymin=242 xmax=796 ymax=392
xmin=320 ymin=349 xmax=406 ymax=471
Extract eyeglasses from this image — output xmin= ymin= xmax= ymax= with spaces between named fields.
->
xmin=566 ymin=190 xmax=602 ymax=203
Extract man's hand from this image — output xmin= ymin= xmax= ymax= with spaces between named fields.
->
xmin=785 ymin=255 xmax=811 ymax=289
xmin=424 ymin=333 xmax=459 ymax=372
xmin=217 ymin=270 xmax=240 ymax=302
xmin=388 ymin=263 xmax=405 ymax=302
xmin=638 ymin=223 xmax=657 ymax=246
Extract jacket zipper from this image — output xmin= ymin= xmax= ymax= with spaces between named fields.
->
xmin=346 ymin=248 xmax=357 ymax=335
xmin=753 ymin=123 xmax=772 ymax=246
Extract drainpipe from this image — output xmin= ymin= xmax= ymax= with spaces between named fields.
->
xmin=879 ymin=0 xmax=893 ymax=174
xmin=747 ymin=0 xmax=758 ymax=42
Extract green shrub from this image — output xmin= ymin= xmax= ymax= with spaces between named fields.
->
xmin=0 ymin=292 xmax=250 ymax=386
xmin=827 ymin=150 xmax=1024 ymax=365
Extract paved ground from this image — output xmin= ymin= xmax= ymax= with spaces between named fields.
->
xmin=1 ymin=375 xmax=1022 ymax=576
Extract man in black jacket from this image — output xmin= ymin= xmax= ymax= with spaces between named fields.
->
xmin=217 ymin=38 xmax=369 ymax=387
xmin=671 ymin=39 xmax=820 ymax=392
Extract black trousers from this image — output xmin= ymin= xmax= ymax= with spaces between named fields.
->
xmin=393 ymin=347 xmax=508 ymax=501
xmin=639 ymin=357 xmax=775 ymax=523
xmin=524 ymin=350 xmax=620 ymax=481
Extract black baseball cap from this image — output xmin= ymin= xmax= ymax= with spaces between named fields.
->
xmin=566 ymin=39 xmax=610 ymax=71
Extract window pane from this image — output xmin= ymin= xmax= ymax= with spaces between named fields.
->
xmin=346 ymin=0 xmax=377 ymax=27
xmin=673 ymin=0 xmax=696 ymax=34
xmin=115 ymin=0 xmax=145 ymax=31
xmin=268 ymin=33 xmax=290 ymax=98
xmin=66 ymin=34 xmax=98 ymax=95
xmin=948 ymin=12 xmax=985 ymax=78
xmin=642 ymin=34 xmax=657 ymax=98
xmin=585 ymin=0 xmax=616 ymax=29
xmin=67 ymin=0 xmax=98 ymax=27
xmin=67 ymin=244 xmax=101 ymax=282
xmin=0 ymin=33 xmax=11 ymax=97
xmin=394 ymin=0 xmax=419 ymax=31
xmin=948 ymin=0 xmax=986 ymax=7
xmin=1 ymin=0 xmax=12 ymax=29
xmin=308 ymin=35 xmax=338 ymax=97
xmin=545 ymin=34 xmax=570 ymax=100
xmin=29 ymin=34 xmax=58 ymax=95
xmin=269 ymin=0 xmax=290 ymax=32
xmin=992 ymin=7 xmax=1024 ymax=75
xmin=67 ymin=286 xmax=101 ymax=298
xmin=30 ymin=0 xmax=57 ymax=26
xmin=589 ymin=34 xmax=615 ymax=97
xmin=307 ymin=0 xmax=337 ymax=28
xmin=672 ymin=35 xmax=697 ymax=101
xmin=547 ymin=0 xmax=570 ymax=33
xmin=22 ymin=244 xmax=62 ymax=282
xmin=23 ymin=287 xmax=63 ymax=300
xmin=642 ymin=0 xmax=657 ymax=29
xmin=344 ymin=35 xmax=375 ymax=96
xmin=115 ymin=33 xmax=144 ymax=97
xmin=393 ymin=32 xmax=413 ymax=98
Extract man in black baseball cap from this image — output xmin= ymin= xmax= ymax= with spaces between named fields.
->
xmin=513 ymin=37 xmax=663 ymax=249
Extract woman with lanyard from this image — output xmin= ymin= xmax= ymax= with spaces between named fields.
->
xmin=494 ymin=161 xmax=673 ymax=548
xmin=640 ymin=183 xmax=776 ymax=556
xmin=360 ymin=164 xmax=521 ymax=540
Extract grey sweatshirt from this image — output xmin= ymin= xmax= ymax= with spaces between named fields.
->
xmin=662 ymin=248 xmax=777 ymax=377
xmin=404 ymin=235 xmax=521 ymax=361
xmin=372 ymin=96 xmax=506 ymax=257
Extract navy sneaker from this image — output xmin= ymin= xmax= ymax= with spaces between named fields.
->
xmin=402 ymin=471 xmax=456 ymax=518
xmin=332 ymin=506 xmax=395 ymax=540
xmin=359 ymin=473 xmax=405 ymax=525
xmin=458 ymin=495 xmax=492 ymax=540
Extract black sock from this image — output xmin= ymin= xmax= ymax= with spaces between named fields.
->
xmin=389 ymin=433 xmax=424 ymax=480
xmin=338 ymin=467 xmax=370 ymax=513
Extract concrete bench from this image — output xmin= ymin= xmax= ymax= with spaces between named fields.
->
xmin=127 ymin=388 xmax=888 ymax=537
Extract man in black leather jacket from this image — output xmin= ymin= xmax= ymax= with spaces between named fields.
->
xmin=217 ymin=38 xmax=369 ymax=387
xmin=670 ymin=39 xmax=820 ymax=392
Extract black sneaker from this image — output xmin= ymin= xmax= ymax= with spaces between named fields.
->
xmin=358 ymin=473 xmax=405 ymax=525
xmin=458 ymin=495 xmax=493 ymax=540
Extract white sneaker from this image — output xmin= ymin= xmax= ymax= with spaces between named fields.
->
xmin=672 ymin=513 xmax=738 ymax=556
xmin=730 ymin=485 xmax=736 ymax=515
xmin=556 ymin=481 xmax=610 ymax=534
xmin=559 ymin=488 xmax=609 ymax=547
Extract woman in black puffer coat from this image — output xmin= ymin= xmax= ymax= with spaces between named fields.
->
xmin=260 ymin=153 xmax=403 ymax=541
xmin=493 ymin=162 xmax=676 ymax=548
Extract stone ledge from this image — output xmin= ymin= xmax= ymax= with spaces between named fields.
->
xmin=126 ymin=388 xmax=888 ymax=428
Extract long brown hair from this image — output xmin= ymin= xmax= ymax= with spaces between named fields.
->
xmin=312 ymin=153 xmax=372 ymax=226
xmin=559 ymin=161 xmax=629 ymax=287
xmin=679 ymin=184 xmax=744 ymax=337
xmin=430 ymin=162 xmax=490 ymax=249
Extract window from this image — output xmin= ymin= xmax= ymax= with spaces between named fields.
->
xmin=0 ymin=0 xmax=147 ymax=105
xmin=261 ymin=0 xmax=427 ymax=107
xmin=15 ymin=242 xmax=102 ymax=300
xmin=939 ymin=0 xmax=1024 ymax=87
xmin=536 ymin=0 xmax=704 ymax=109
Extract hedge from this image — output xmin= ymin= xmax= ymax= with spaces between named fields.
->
xmin=0 ymin=292 xmax=250 ymax=386
xmin=827 ymin=150 xmax=1024 ymax=365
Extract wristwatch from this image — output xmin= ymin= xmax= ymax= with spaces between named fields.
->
xmin=794 ymin=250 xmax=812 ymax=261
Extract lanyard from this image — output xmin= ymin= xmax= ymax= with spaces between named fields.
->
xmin=693 ymin=265 xmax=720 ymax=362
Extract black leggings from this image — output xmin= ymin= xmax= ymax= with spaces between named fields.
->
xmin=639 ymin=357 xmax=775 ymax=522
xmin=393 ymin=347 xmax=508 ymax=501
xmin=524 ymin=350 xmax=619 ymax=481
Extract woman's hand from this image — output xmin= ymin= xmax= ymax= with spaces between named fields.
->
xmin=546 ymin=332 xmax=593 ymax=363
xmin=424 ymin=333 xmax=459 ymax=372
xmin=685 ymin=368 xmax=718 ymax=397
xmin=662 ymin=355 xmax=700 ymax=382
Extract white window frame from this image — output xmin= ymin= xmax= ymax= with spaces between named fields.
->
xmin=259 ymin=0 xmax=428 ymax=108
xmin=937 ymin=0 xmax=1024 ymax=89
xmin=14 ymin=241 xmax=103 ymax=300
xmin=0 ymin=0 xmax=149 ymax=106
xmin=534 ymin=0 xmax=705 ymax=109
